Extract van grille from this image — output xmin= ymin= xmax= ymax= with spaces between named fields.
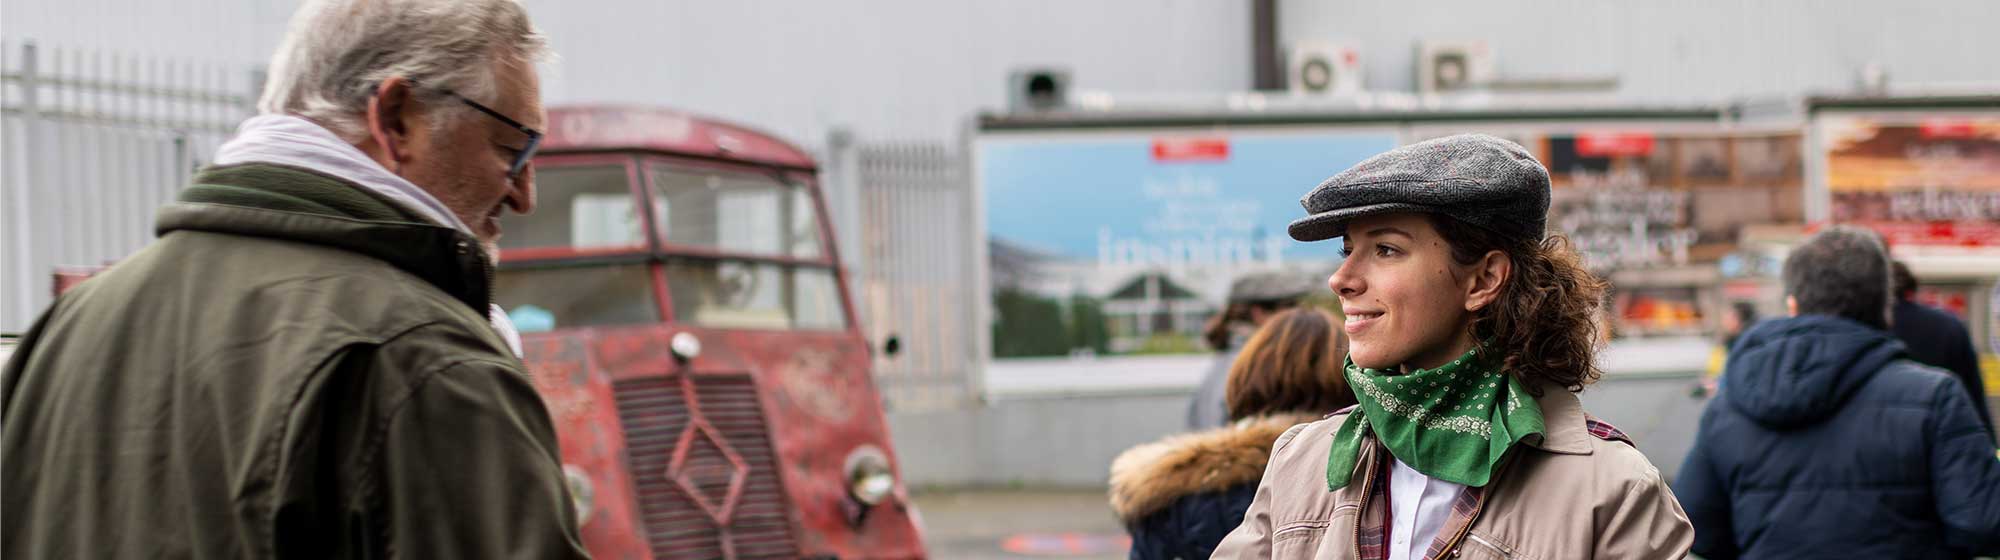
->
xmin=613 ymin=374 xmax=798 ymax=559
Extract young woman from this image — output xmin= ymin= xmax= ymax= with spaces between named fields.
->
xmin=1112 ymin=307 xmax=1354 ymax=559
xmin=1213 ymin=134 xmax=1692 ymax=560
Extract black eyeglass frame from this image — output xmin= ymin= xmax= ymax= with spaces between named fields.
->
xmin=393 ymin=80 xmax=543 ymax=179
xmin=450 ymin=91 xmax=542 ymax=179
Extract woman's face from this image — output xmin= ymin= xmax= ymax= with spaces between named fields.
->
xmin=1331 ymin=213 xmax=1491 ymax=371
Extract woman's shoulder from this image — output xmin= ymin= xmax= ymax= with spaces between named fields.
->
xmin=1522 ymin=413 xmax=1667 ymax=491
xmin=1108 ymin=413 xmax=1316 ymax=523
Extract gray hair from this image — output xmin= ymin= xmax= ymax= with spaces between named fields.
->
xmin=1783 ymin=225 xmax=1893 ymax=330
xmin=257 ymin=0 xmax=548 ymax=142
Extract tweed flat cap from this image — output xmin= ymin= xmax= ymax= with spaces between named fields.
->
xmin=1226 ymin=271 xmax=1316 ymax=303
xmin=1288 ymin=133 xmax=1551 ymax=243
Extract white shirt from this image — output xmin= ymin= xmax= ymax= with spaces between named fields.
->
xmin=1388 ymin=457 xmax=1465 ymax=560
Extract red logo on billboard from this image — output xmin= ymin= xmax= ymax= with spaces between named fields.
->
xmin=1918 ymin=119 xmax=1977 ymax=139
xmin=1841 ymin=220 xmax=2000 ymax=248
xmin=1575 ymin=133 xmax=1656 ymax=157
xmin=1152 ymin=138 xmax=1230 ymax=162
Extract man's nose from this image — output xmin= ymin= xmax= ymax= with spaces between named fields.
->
xmin=506 ymin=165 xmax=536 ymax=214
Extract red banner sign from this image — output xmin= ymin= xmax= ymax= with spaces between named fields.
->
xmin=1574 ymin=133 xmax=1656 ymax=157
xmin=1151 ymin=138 xmax=1230 ymax=162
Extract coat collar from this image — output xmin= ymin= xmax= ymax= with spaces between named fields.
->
xmin=157 ymin=163 xmax=492 ymax=314
xmin=1108 ymin=413 xmax=1320 ymax=522
xmin=1519 ymin=383 xmax=1594 ymax=455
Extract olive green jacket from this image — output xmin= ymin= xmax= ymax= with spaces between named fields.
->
xmin=1 ymin=164 xmax=589 ymax=558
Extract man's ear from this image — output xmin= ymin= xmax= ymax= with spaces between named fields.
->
xmin=1465 ymin=249 xmax=1511 ymax=312
xmin=364 ymin=77 xmax=418 ymax=172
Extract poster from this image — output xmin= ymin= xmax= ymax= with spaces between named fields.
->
xmin=977 ymin=130 xmax=1397 ymax=356
xmin=1823 ymin=115 xmax=2000 ymax=246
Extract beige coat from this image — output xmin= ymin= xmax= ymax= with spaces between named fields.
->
xmin=1212 ymin=387 xmax=1692 ymax=559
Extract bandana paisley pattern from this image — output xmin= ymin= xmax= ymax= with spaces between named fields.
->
xmin=1327 ymin=346 xmax=1544 ymax=489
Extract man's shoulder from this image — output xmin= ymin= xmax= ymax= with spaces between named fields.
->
xmin=1866 ymin=358 xmax=1962 ymax=400
xmin=172 ymin=230 xmax=475 ymax=318
xmin=1895 ymin=300 xmax=1971 ymax=335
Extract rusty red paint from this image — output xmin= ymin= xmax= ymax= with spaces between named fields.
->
xmin=522 ymin=324 xmax=923 ymax=558
xmin=511 ymin=105 xmax=924 ymax=558
xmin=542 ymin=106 xmax=816 ymax=170
xmin=520 ymin=334 xmax=655 ymax=560
xmin=52 ymin=267 xmax=106 ymax=296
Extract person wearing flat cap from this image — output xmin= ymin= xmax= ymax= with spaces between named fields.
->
xmin=1188 ymin=271 xmax=1319 ymax=430
xmin=1214 ymin=134 xmax=1693 ymax=560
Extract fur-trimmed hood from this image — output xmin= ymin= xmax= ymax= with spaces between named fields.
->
xmin=1108 ymin=413 xmax=1318 ymax=523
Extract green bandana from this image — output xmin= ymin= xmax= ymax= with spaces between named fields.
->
xmin=1326 ymin=346 xmax=1544 ymax=489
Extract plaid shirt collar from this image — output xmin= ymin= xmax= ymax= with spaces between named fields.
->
xmin=1352 ymin=439 xmax=1499 ymax=560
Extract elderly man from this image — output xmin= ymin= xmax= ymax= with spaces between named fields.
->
xmin=1676 ymin=226 xmax=2000 ymax=560
xmin=1 ymin=0 xmax=588 ymax=557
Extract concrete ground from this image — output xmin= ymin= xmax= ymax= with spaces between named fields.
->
xmin=911 ymin=488 xmax=1130 ymax=560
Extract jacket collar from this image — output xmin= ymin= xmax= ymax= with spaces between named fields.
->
xmin=1108 ymin=413 xmax=1320 ymax=522
xmin=213 ymin=114 xmax=472 ymax=233
xmin=1519 ymin=384 xmax=1593 ymax=455
xmin=156 ymin=163 xmax=492 ymax=314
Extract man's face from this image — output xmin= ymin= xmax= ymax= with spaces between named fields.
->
xmin=400 ymin=56 xmax=544 ymax=255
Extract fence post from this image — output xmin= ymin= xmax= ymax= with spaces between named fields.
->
xmin=11 ymin=42 xmax=42 ymax=323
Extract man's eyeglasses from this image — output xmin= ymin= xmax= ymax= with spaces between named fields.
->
xmin=443 ymin=89 xmax=542 ymax=180
xmin=394 ymin=81 xmax=542 ymax=179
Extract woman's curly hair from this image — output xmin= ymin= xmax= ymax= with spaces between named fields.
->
xmin=1430 ymin=215 xmax=1608 ymax=394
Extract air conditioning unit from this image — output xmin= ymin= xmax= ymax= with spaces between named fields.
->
xmin=1288 ymin=41 xmax=1363 ymax=96
xmin=1007 ymin=67 xmax=1071 ymax=112
xmin=1416 ymin=40 xmax=1493 ymax=94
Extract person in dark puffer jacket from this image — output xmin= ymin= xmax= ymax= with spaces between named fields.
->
xmin=1677 ymin=226 xmax=2000 ymax=560
xmin=1110 ymin=307 xmax=1354 ymax=560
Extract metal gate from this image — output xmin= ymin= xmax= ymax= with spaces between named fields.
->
xmin=824 ymin=132 xmax=982 ymax=411
xmin=0 ymin=40 xmax=256 ymax=332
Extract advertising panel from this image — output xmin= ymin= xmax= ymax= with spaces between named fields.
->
xmin=977 ymin=130 xmax=1397 ymax=356
xmin=1823 ymin=115 xmax=2000 ymax=247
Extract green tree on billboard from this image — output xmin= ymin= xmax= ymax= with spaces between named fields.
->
xmin=991 ymin=289 xmax=1072 ymax=357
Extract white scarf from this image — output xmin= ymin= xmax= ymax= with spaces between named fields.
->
xmin=213 ymin=115 xmax=524 ymax=357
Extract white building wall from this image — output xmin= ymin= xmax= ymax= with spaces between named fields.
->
xmin=1 ymin=0 xmax=1253 ymax=143
xmin=1278 ymin=0 xmax=2000 ymax=101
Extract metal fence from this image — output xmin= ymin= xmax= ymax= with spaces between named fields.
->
xmin=825 ymin=134 xmax=982 ymax=411
xmin=0 ymin=40 xmax=257 ymax=332
xmin=0 ymin=40 xmax=986 ymax=413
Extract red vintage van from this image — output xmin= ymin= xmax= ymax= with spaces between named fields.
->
xmin=490 ymin=106 xmax=923 ymax=559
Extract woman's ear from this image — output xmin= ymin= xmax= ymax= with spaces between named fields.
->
xmin=1465 ymin=250 xmax=1511 ymax=312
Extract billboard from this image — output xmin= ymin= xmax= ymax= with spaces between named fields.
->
xmin=977 ymin=129 xmax=1398 ymax=356
xmin=1405 ymin=127 xmax=1806 ymax=337
xmin=1822 ymin=114 xmax=2000 ymax=247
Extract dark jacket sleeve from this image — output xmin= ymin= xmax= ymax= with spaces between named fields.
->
xmin=1676 ymin=406 xmax=1739 ymax=560
xmin=1127 ymin=483 xmax=1257 ymax=560
xmin=1941 ymin=329 xmax=1994 ymax=441
xmin=1929 ymin=374 xmax=2000 ymax=554
xmin=375 ymin=358 xmax=590 ymax=559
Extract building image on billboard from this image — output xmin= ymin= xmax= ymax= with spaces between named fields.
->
xmin=977 ymin=130 xmax=1397 ymax=357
